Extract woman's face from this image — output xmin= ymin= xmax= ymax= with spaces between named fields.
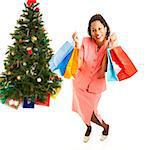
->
xmin=90 ymin=20 xmax=107 ymax=44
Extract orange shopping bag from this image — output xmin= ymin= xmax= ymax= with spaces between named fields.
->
xmin=64 ymin=47 xmax=79 ymax=79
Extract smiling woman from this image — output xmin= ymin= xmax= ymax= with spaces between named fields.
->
xmin=72 ymin=14 xmax=118 ymax=142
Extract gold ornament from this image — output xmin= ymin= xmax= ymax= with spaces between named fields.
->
xmin=7 ymin=71 xmax=11 ymax=75
xmin=0 ymin=76 xmax=5 ymax=82
xmin=56 ymin=87 xmax=61 ymax=93
xmin=17 ymin=76 xmax=21 ymax=80
xmin=11 ymin=52 xmax=15 ymax=56
xmin=31 ymin=36 xmax=37 ymax=42
xmin=51 ymin=94 xmax=57 ymax=99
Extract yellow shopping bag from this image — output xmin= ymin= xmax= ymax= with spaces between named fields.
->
xmin=64 ymin=47 xmax=79 ymax=79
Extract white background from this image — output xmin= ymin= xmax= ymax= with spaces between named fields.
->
xmin=0 ymin=0 xmax=147 ymax=150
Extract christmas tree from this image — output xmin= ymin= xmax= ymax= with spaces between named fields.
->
xmin=0 ymin=0 xmax=62 ymax=107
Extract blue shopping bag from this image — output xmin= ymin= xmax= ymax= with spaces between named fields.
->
xmin=107 ymin=48 xmax=119 ymax=81
xmin=49 ymin=41 xmax=74 ymax=71
xmin=58 ymin=51 xmax=73 ymax=76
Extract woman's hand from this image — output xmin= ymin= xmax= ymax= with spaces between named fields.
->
xmin=108 ymin=33 xmax=118 ymax=49
xmin=97 ymin=70 xmax=105 ymax=79
xmin=72 ymin=32 xmax=79 ymax=48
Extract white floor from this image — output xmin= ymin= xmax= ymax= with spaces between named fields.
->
xmin=1 ymin=77 xmax=147 ymax=150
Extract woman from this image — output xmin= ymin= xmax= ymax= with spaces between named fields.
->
xmin=72 ymin=14 xmax=117 ymax=142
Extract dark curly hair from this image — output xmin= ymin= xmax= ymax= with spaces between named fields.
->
xmin=88 ymin=14 xmax=110 ymax=39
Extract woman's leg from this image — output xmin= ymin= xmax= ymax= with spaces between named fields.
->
xmin=84 ymin=124 xmax=92 ymax=136
xmin=83 ymin=124 xmax=92 ymax=143
xmin=91 ymin=112 xmax=109 ymax=135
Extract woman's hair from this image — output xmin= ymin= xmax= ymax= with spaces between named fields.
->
xmin=88 ymin=14 xmax=110 ymax=39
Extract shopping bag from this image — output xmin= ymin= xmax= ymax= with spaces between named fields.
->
xmin=49 ymin=41 xmax=74 ymax=71
xmin=110 ymin=46 xmax=137 ymax=81
xmin=107 ymin=48 xmax=119 ymax=81
xmin=64 ymin=47 xmax=79 ymax=78
xmin=57 ymin=50 xmax=73 ymax=76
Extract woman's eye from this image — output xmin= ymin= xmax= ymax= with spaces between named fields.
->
xmin=98 ymin=28 xmax=101 ymax=30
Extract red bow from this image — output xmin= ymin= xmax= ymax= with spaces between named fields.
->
xmin=27 ymin=0 xmax=37 ymax=6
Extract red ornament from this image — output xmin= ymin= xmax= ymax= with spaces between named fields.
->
xmin=27 ymin=0 xmax=36 ymax=7
xmin=55 ymin=75 xmax=61 ymax=80
xmin=19 ymin=39 xmax=23 ymax=44
xmin=27 ymin=50 xmax=33 ymax=55
xmin=35 ymin=7 xmax=40 ymax=12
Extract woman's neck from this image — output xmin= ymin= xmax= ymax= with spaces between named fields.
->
xmin=92 ymin=38 xmax=106 ymax=49
xmin=97 ymin=41 xmax=104 ymax=48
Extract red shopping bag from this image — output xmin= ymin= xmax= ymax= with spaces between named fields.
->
xmin=110 ymin=46 xmax=137 ymax=81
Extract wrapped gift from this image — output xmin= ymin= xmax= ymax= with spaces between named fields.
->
xmin=23 ymin=96 xmax=34 ymax=108
xmin=5 ymin=98 xmax=21 ymax=109
xmin=35 ymin=94 xmax=50 ymax=106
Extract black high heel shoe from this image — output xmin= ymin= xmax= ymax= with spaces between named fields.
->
xmin=83 ymin=125 xmax=92 ymax=143
xmin=100 ymin=124 xmax=109 ymax=141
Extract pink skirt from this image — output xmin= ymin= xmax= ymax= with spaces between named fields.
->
xmin=72 ymin=81 xmax=103 ymax=126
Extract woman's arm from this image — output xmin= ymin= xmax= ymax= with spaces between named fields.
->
xmin=101 ymin=53 xmax=108 ymax=72
xmin=72 ymin=32 xmax=79 ymax=48
xmin=97 ymin=53 xmax=107 ymax=79
xmin=108 ymin=33 xmax=118 ymax=49
xmin=72 ymin=32 xmax=84 ymax=69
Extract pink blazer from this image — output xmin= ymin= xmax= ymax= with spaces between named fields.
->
xmin=74 ymin=37 xmax=108 ymax=94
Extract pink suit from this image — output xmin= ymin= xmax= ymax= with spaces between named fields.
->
xmin=72 ymin=37 xmax=108 ymax=125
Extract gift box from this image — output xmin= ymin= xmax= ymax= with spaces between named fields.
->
xmin=5 ymin=98 xmax=22 ymax=109
xmin=23 ymin=96 xmax=34 ymax=108
xmin=35 ymin=94 xmax=50 ymax=106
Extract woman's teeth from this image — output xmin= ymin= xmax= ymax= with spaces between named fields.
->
xmin=96 ymin=34 xmax=102 ymax=39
